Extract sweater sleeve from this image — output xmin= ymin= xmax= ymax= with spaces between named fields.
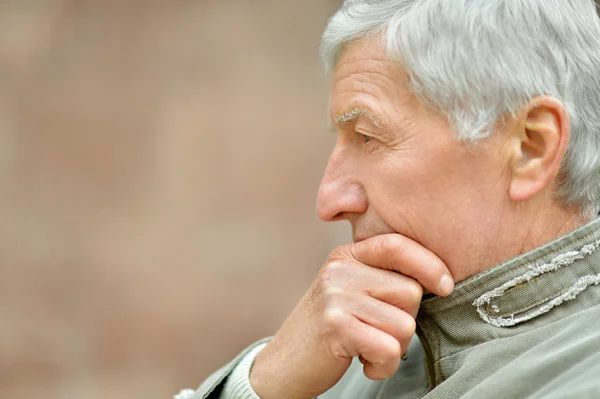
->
xmin=173 ymin=337 xmax=271 ymax=399
xmin=220 ymin=342 xmax=268 ymax=398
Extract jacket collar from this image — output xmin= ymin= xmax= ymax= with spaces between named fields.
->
xmin=416 ymin=216 xmax=600 ymax=386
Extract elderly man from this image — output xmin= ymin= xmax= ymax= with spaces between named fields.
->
xmin=179 ymin=0 xmax=600 ymax=398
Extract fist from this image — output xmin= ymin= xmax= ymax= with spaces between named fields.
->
xmin=250 ymin=234 xmax=454 ymax=399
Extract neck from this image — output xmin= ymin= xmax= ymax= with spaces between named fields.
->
xmin=515 ymin=202 xmax=591 ymax=256
xmin=453 ymin=198 xmax=593 ymax=284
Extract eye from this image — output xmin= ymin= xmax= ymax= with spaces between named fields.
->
xmin=359 ymin=133 xmax=372 ymax=143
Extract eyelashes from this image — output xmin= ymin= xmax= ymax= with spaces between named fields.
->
xmin=358 ymin=133 xmax=373 ymax=143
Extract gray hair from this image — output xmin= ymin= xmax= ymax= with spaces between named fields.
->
xmin=321 ymin=0 xmax=600 ymax=215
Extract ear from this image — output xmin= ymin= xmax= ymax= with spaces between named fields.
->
xmin=508 ymin=96 xmax=570 ymax=203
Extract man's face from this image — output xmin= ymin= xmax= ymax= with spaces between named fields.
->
xmin=317 ymin=38 xmax=512 ymax=282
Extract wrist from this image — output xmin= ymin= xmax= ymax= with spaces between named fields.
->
xmin=250 ymin=346 xmax=312 ymax=399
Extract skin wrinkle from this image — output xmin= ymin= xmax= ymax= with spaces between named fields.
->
xmin=331 ymin=60 xmax=412 ymax=133
xmin=493 ymin=153 xmax=511 ymax=236
xmin=495 ymin=200 xmax=507 ymax=260
xmin=333 ymin=55 xmax=461 ymax=149
xmin=333 ymin=58 xmax=410 ymax=101
xmin=519 ymin=223 xmax=532 ymax=256
xmin=330 ymin=100 xmax=402 ymax=148
xmin=323 ymin=0 xmax=600 ymax=211
xmin=329 ymin=93 xmax=383 ymax=121
xmin=337 ymin=104 xmax=418 ymax=152
xmin=333 ymin=69 xmax=398 ymax=93
xmin=318 ymin=36 xmax=592 ymax=284
xmin=516 ymin=203 xmax=588 ymax=258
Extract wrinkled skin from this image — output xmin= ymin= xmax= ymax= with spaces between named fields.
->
xmin=249 ymin=37 xmax=586 ymax=399
xmin=250 ymin=234 xmax=451 ymax=399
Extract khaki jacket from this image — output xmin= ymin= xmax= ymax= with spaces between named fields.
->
xmin=191 ymin=217 xmax=600 ymax=398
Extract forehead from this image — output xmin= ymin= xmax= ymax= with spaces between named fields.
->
xmin=329 ymin=37 xmax=416 ymax=121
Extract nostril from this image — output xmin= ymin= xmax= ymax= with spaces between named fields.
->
xmin=317 ymin=180 xmax=368 ymax=222
xmin=316 ymin=199 xmax=341 ymax=222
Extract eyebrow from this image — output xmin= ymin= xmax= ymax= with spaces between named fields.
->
xmin=336 ymin=108 xmax=366 ymax=125
xmin=332 ymin=107 xmax=383 ymax=129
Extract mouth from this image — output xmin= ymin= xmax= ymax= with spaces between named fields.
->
xmin=353 ymin=235 xmax=368 ymax=243
xmin=353 ymin=229 xmax=399 ymax=244
xmin=352 ymin=233 xmax=381 ymax=244
xmin=351 ymin=222 xmax=398 ymax=244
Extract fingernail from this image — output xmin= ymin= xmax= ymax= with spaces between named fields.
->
xmin=439 ymin=274 xmax=455 ymax=296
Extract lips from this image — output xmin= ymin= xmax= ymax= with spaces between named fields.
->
xmin=353 ymin=235 xmax=369 ymax=243
xmin=351 ymin=222 xmax=397 ymax=244
xmin=353 ymin=232 xmax=391 ymax=243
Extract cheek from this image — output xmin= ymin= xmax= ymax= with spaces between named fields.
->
xmin=363 ymin=149 xmax=447 ymax=200
xmin=358 ymin=144 xmax=494 ymax=235
xmin=358 ymin=154 xmax=440 ymax=228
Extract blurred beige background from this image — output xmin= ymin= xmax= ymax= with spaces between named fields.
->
xmin=0 ymin=1 xmax=348 ymax=398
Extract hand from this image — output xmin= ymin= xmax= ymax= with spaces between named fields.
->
xmin=249 ymin=234 xmax=454 ymax=399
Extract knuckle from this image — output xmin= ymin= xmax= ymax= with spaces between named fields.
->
xmin=387 ymin=340 xmax=402 ymax=361
xmin=376 ymin=235 xmax=407 ymax=268
xmin=319 ymin=261 xmax=345 ymax=288
xmin=405 ymin=280 xmax=423 ymax=300
xmin=322 ymin=308 xmax=349 ymax=335
xmin=321 ymin=286 xmax=345 ymax=311
xmin=324 ymin=259 xmax=346 ymax=273
xmin=433 ymin=258 xmax=449 ymax=275
xmin=387 ymin=241 xmax=407 ymax=263
xmin=327 ymin=244 xmax=352 ymax=262
xmin=328 ymin=337 xmax=350 ymax=359
xmin=382 ymin=234 xmax=404 ymax=253
xmin=399 ymin=316 xmax=417 ymax=338
xmin=322 ymin=285 xmax=344 ymax=298
xmin=374 ymin=340 xmax=401 ymax=366
xmin=322 ymin=285 xmax=344 ymax=305
xmin=319 ymin=307 xmax=351 ymax=345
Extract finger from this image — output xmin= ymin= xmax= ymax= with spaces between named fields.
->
xmin=364 ymin=359 xmax=398 ymax=381
xmin=348 ymin=294 xmax=416 ymax=352
xmin=346 ymin=234 xmax=454 ymax=297
xmin=325 ymin=261 xmax=422 ymax=317
xmin=350 ymin=321 xmax=401 ymax=380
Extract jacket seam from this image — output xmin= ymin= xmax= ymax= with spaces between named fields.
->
xmin=424 ymin=227 xmax=600 ymax=312
xmin=432 ymin=300 xmax=600 ymax=367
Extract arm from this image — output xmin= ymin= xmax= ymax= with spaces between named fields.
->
xmin=173 ymin=338 xmax=271 ymax=399
xmin=179 ymin=234 xmax=453 ymax=399
xmin=250 ymin=234 xmax=453 ymax=399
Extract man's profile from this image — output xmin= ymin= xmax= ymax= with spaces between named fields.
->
xmin=178 ymin=0 xmax=600 ymax=398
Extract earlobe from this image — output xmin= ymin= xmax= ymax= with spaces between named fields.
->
xmin=508 ymin=97 xmax=570 ymax=203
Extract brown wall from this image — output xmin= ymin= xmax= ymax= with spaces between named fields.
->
xmin=0 ymin=1 xmax=347 ymax=398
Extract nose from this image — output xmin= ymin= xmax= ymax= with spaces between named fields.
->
xmin=316 ymin=145 xmax=368 ymax=222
